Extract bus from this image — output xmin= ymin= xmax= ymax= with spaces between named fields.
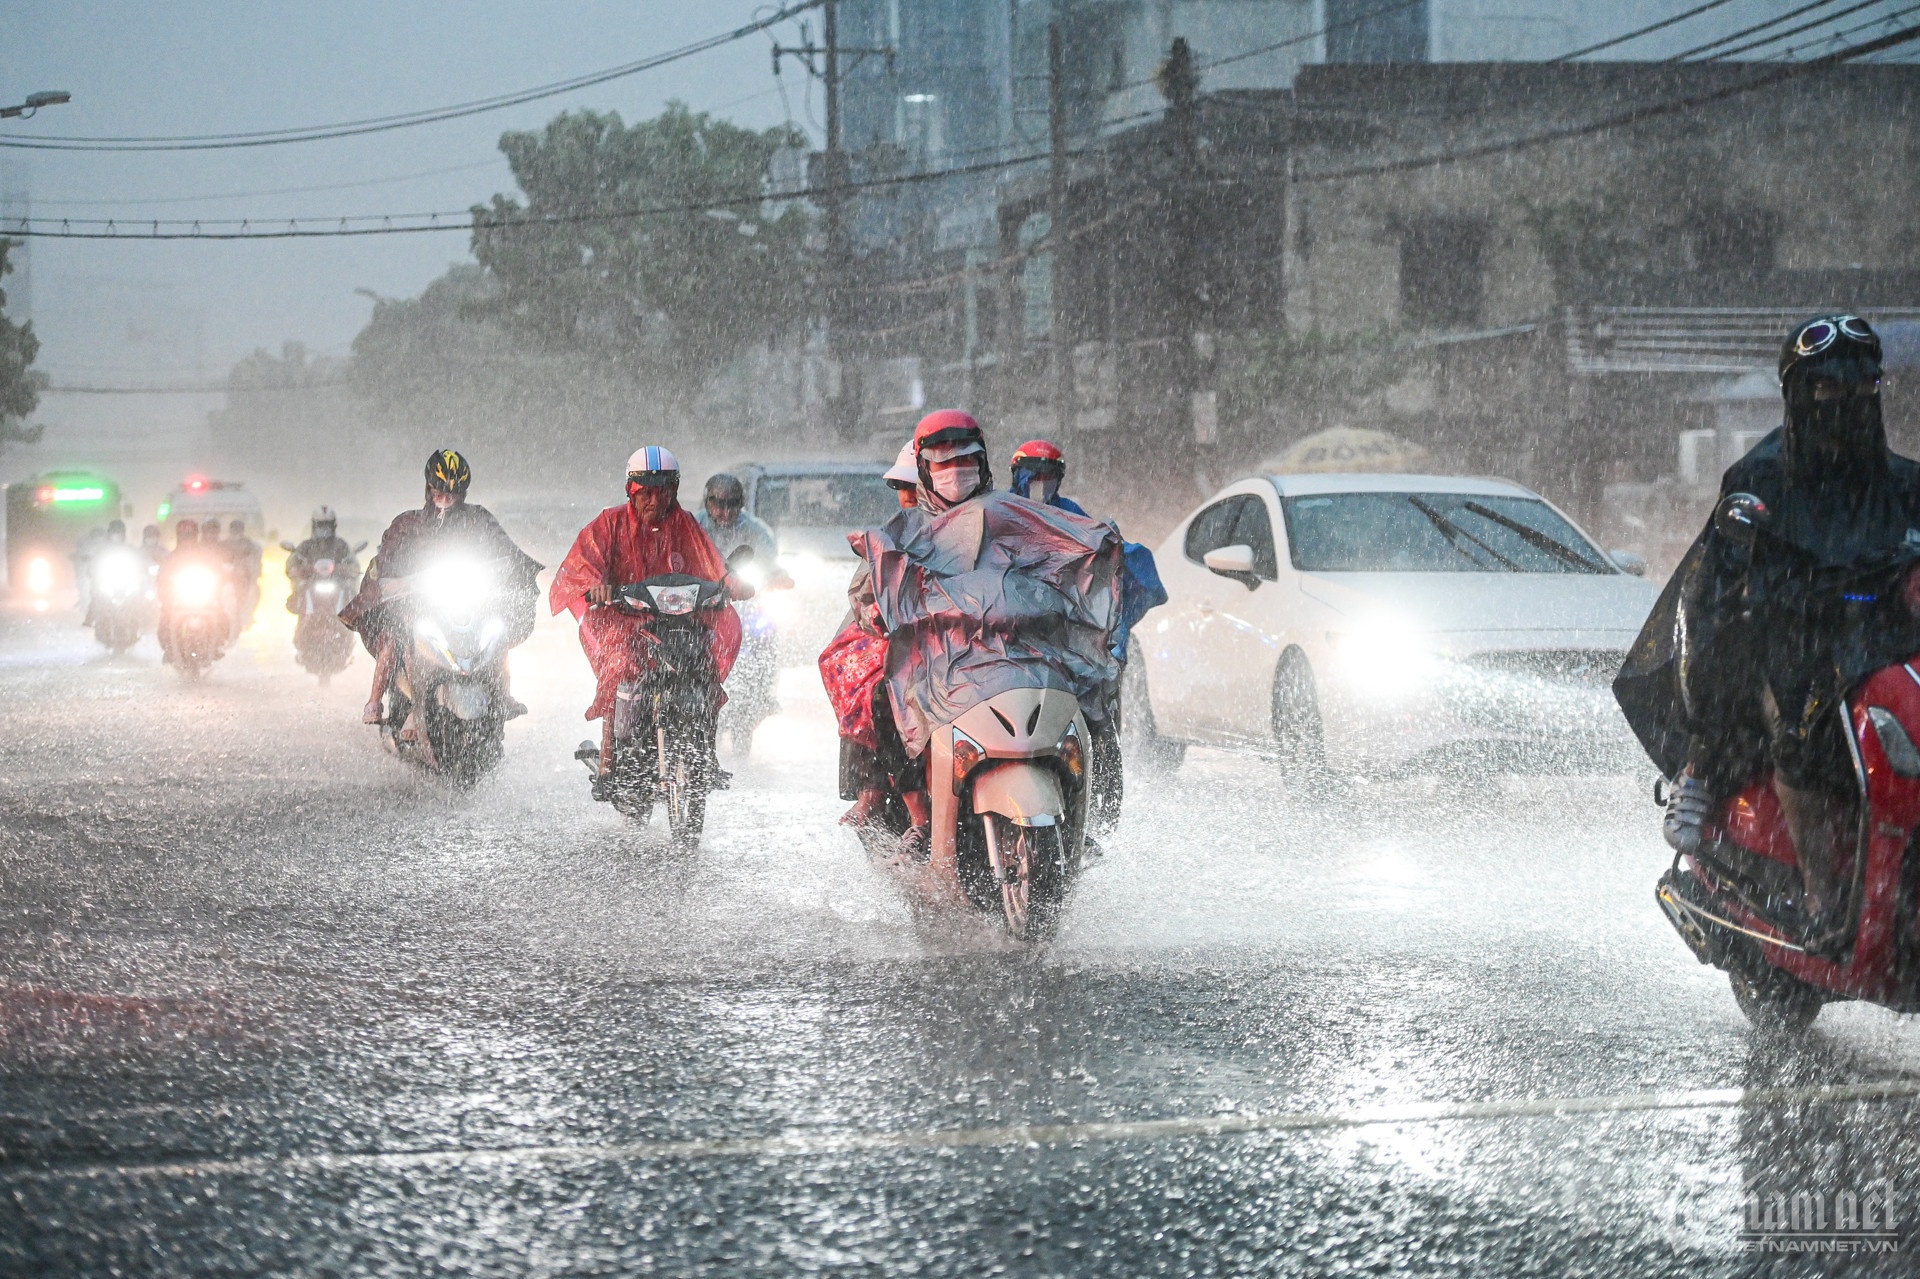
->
xmin=158 ymin=476 xmax=264 ymax=541
xmin=4 ymin=471 xmax=127 ymax=604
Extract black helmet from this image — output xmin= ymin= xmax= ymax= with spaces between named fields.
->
xmin=1779 ymin=314 xmax=1882 ymax=389
xmin=426 ymin=449 xmax=472 ymax=497
xmin=176 ymin=520 xmax=200 ymax=545
xmin=703 ymin=473 xmax=746 ymax=506
xmin=106 ymin=518 xmax=127 ymax=539
xmin=201 ymin=518 xmax=224 ymax=539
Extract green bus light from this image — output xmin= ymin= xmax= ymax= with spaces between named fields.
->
xmin=156 ymin=501 xmax=172 ymax=521
xmin=50 ymin=487 xmax=105 ymax=503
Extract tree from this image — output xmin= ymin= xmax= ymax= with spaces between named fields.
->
xmin=0 ymin=239 xmax=45 ymax=455
xmin=470 ymin=104 xmax=813 ymax=399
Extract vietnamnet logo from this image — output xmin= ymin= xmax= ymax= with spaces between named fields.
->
xmin=1740 ymin=1178 xmax=1901 ymax=1254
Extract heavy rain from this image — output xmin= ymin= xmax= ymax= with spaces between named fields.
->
xmin=5 ymin=3 xmax=1920 ymax=1274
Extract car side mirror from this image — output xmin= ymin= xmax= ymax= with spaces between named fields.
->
xmin=1608 ymin=549 xmax=1647 ymax=577
xmin=279 ymin=541 xmax=298 ymax=553
xmin=726 ymin=543 xmax=757 ymax=568
xmin=1203 ymin=543 xmax=1261 ymax=589
xmin=1714 ymin=492 xmax=1769 ymax=548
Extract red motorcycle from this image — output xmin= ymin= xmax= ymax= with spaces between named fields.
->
xmin=1653 ymin=500 xmax=1920 ymax=1032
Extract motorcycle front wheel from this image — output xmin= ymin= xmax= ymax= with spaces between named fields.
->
xmin=985 ymin=815 xmax=1066 ymax=942
xmin=1728 ymin=965 xmax=1825 ymax=1036
xmin=661 ymin=722 xmax=709 ymax=848
xmin=426 ymin=699 xmax=504 ymax=791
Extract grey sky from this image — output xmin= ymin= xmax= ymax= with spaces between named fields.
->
xmin=0 ymin=1 xmax=806 ymax=483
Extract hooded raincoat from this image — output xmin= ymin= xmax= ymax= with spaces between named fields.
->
xmin=550 ymin=501 xmax=742 ymax=722
xmin=1615 ymin=377 xmax=1920 ymax=789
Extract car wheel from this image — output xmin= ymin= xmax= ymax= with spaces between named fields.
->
xmin=1120 ymin=639 xmax=1185 ymax=776
xmin=1271 ymin=648 xmax=1330 ymax=792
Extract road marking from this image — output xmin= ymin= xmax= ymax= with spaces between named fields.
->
xmin=8 ymin=1078 xmax=1919 ymax=1182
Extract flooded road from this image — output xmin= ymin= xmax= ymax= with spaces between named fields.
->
xmin=4 ymin=600 xmax=1918 ymax=1275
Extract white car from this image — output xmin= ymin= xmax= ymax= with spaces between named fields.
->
xmin=1129 ymin=472 xmax=1662 ymax=776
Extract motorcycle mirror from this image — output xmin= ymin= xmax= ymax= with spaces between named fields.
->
xmin=1714 ymin=492 xmax=1770 ymax=547
xmin=279 ymin=541 xmax=298 ymax=552
xmin=726 ymin=543 xmax=757 ymax=567
xmin=352 ymin=541 xmax=368 ymax=553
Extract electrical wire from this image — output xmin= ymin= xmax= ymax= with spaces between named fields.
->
xmin=0 ymin=0 xmax=824 ymax=153
xmin=1699 ymin=0 xmax=1892 ymax=59
xmin=1549 ymin=0 xmax=1747 ymax=61
xmin=1667 ymin=0 xmax=1848 ymax=58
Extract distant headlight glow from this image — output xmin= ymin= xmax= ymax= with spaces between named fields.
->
xmin=25 ymin=556 xmax=52 ymax=596
xmin=173 ymin=565 xmax=219 ymax=608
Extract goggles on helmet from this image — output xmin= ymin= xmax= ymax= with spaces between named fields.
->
xmin=1013 ymin=457 xmax=1065 ymax=482
xmin=921 ymin=439 xmax=985 ymax=464
xmin=1793 ymin=315 xmax=1876 ymax=360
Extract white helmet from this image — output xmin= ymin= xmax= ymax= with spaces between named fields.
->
xmin=311 ymin=505 xmax=337 ymax=532
xmin=626 ymin=445 xmax=681 ymax=486
xmin=883 ymin=442 xmax=918 ymax=487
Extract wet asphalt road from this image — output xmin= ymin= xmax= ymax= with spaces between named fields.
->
xmin=4 ymin=598 xmax=1920 ymax=1277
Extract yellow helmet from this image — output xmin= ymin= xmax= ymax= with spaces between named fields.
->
xmin=425 ymin=449 xmax=471 ymax=497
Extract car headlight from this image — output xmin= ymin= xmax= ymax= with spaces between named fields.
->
xmin=173 ymin=566 xmax=219 ymax=608
xmin=1327 ymin=617 xmax=1440 ymax=694
xmin=953 ymin=728 xmax=987 ymax=791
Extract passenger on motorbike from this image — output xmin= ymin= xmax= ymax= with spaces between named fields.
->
xmin=827 ymin=411 xmax=1001 ymax=845
xmin=286 ymin=506 xmax=354 ymax=612
xmin=884 ymin=443 xmax=919 ymax=509
xmin=549 ymin=446 xmax=745 ymax=791
xmin=694 ymin=473 xmax=792 ymax=588
xmin=1620 ymin=315 xmax=1920 ymax=940
xmin=342 ymin=450 xmax=540 ymax=726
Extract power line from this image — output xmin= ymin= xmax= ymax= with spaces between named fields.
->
xmin=1668 ymin=0 xmax=1848 ymax=58
xmin=0 ymin=1 xmax=823 ymax=153
xmin=1549 ymin=0 xmax=1746 ymax=61
xmin=1296 ymin=20 xmax=1920 ymax=184
xmin=6 ymin=25 xmax=1914 ymax=242
xmin=1701 ymin=0 xmax=1893 ymax=59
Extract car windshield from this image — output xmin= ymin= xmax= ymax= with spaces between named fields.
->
xmin=1280 ymin=492 xmax=1612 ymax=574
xmin=754 ymin=472 xmax=897 ymax=530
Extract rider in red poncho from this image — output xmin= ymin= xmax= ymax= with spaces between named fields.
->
xmin=550 ymin=446 xmax=743 ymax=782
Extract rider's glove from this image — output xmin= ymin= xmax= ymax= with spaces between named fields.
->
xmin=1662 ymin=772 xmax=1715 ymax=854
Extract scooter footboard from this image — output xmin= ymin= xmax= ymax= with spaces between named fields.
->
xmin=972 ymin=762 xmax=1066 ymax=826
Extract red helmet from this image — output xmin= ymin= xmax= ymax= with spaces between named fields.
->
xmin=913 ymin=409 xmax=985 ymax=461
xmin=1010 ymin=439 xmax=1064 ymax=465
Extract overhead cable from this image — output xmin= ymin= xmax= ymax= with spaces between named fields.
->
xmin=1549 ymin=0 xmax=1746 ymax=61
xmin=1666 ymin=0 xmax=1849 ymax=59
xmin=0 ymin=0 xmax=822 ymax=153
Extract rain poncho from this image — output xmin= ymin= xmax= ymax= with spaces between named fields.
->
xmin=1007 ymin=475 xmax=1168 ymax=659
xmin=846 ymin=490 xmax=1123 ymax=760
xmin=550 ymin=501 xmax=742 ymax=722
xmin=1615 ymin=390 xmax=1920 ymax=786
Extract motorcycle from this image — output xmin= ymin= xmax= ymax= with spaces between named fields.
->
xmin=375 ymin=555 xmax=517 ymax=788
xmin=282 ymin=540 xmax=366 ymax=683
xmin=88 ymin=545 xmax=150 ymax=653
xmin=1651 ymin=493 xmax=1920 ymax=1032
xmin=576 ymin=544 xmax=753 ymax=847
xmin=162 ymin=560 xmax=231 ymax=680
xmin=848 ymin=496 xmax=1119 ymax=942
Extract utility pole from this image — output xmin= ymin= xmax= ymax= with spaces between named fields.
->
xmin=1158 ymin=37 xmax=1213 ymax=450
xmin=1048 ymin=21 xmax=1075 ymax=444
xmin=774 ymin=2 xmax=891 ymax=440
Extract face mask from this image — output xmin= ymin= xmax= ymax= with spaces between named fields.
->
xmin=931 ymin=461 xmax=980 ymax=503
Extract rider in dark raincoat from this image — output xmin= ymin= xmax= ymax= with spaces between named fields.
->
xmin=1614 ymin=314 xmax=1920 ymax=935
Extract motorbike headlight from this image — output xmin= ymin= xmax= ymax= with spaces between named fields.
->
xmin=25 ymin=556 xmax=52 ymax=596
xmin=1055 ymin=719 xmax=1085 ymax=777
xmin=648 ymin=582 xmax=702 ymax=615
xmin=97 ymin=553 xmax=140 ymax=596
xmin=173 ymin=566 xmax=219 ymax=608
xmin=313 ymin=581 xmax=337 ymax=595
xmin=953 ymin=728 xmax=987 ymax=791
xmin=420 ymin=558 xmax=492 ymax=614
xmin=478 ymin=617 xmax=506 ymax=649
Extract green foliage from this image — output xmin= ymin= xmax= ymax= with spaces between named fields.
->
xmin=0 ymin=240 xmax=46 ymax=453
xmin=469 ymin=104 xmax=813 ymax=394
